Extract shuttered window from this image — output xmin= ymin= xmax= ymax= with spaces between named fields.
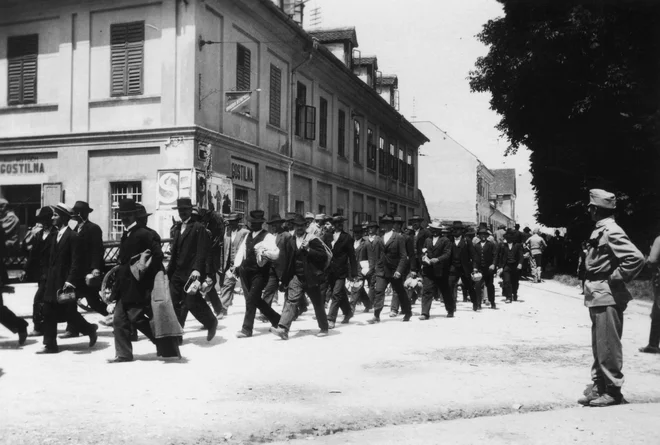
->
xmin=338 ymin=110 xmax=346 ymax=157
xmin=7 ymin=34 xmax=38 ymax=105
xmin=236 ymin=44 xmax=251 ymax=91
xmin=110 ymin=22 xmax=144 ymax=97
xmin=390 ymin=143 xmax=398 ymax=180
xmin=367 ymin=129 xmax=376 ymax=170
xmin=378 ymin=137 xmax=386 ymax=174
xmin=319 ymin=97 xmax=328 ymax=148
xmin=304 ymin=105 xmax=316 ymax=140
xmin=295 ymin=82 xmax=306 ymax=137
xmin=269 ymin=65 xmax=282 ymax=127
xmin=353 ymin=120 xmax=361 ymax=164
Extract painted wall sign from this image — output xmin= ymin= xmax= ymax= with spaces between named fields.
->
xmin=157 ymin=169 xmax=193 ymax=209
xmin=231 ymin=159 xmax=256 ymax=190
xmin=0 ymin=155 xmax=49 ymax=175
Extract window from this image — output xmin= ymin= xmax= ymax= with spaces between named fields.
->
xmin=390 ymin=202 xmax=397 ymax=215
xmin=336 ymin=207 xmax=344 ymax=216
xmin=353 ymin=120 xmax=361 ymax=164
xmin=318 ymin=204 xmax=326 ymax=214
xmin=295 ymin=200 xmax=305 ymax=215
xmin=319 ymin=97 xmax=328 ymax=148
xmin=408 ymin=151 xmax=415 ymax=184
xmin=367 ymin=129 xmax=376 ymax=170
xmin=378 ymin=137 xmax=386 ymax=174
xmin=110 ymin=22 xmax=144 ymax=97
xmin=236 ymin=44 xmax=251 ymax=91
xmin=234 ymin=187 xmax=248 ymax=216
xmin=295 ymin=82 xmax=306 ymax=137
xmin=477 ymin=176 xmax=483 ymax=196
xmin=268 ymin=194 xmax=279 ymax=220
xmin=7 ymin=34 xmax=38 ymax=105
xmin=399 ymin=147 xmax=406 ymax=184
xmin=110 ymin=182 xmax=142 ymax=240
xmin=304 ymin=105 xmax=316 ymax=140
xmin=390 ymin=143 xmax=398 ymax=180
xmin=269 ymin=65 xmax=282 ymax=127
xmin=338 ymin=110 xmax=346 ymax=157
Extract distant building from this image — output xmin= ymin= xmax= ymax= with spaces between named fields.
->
xmin=491 ymin=169 xmax=517 ymax=222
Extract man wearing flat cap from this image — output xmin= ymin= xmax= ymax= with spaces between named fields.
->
xmin=578 ymin=189 xmax=644 ymax=407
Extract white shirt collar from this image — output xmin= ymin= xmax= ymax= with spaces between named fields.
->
xmin=125 ymin=221 xmax=137 ymax=232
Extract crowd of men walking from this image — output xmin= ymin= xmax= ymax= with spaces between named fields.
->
xmin=0 ymin=189 xmax=659 ymax=409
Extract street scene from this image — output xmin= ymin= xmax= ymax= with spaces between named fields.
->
xmin=1 ymin=0 xmax=660 ymax=444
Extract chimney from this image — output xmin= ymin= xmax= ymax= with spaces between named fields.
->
xmin=282 ymin=0 xmax=304 ymax=26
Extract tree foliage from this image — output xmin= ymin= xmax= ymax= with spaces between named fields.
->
xmin=470 ymin=0 xmax=660 ymax=248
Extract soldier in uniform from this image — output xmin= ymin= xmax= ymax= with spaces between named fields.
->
xmin=578 ymin=189 xmax=644 ymax=407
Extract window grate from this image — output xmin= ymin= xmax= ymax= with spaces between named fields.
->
xmin=110 ymin=181 xmax=142 ymax=240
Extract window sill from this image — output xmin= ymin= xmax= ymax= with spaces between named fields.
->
xmin=337 ymin=155 xmax=349 ymax=163
xmin=353 ymin=162 xmax=363 ymax=168
xmin=89 ymin=95 xmax=161 ymax=107
xmin=0 ymin=103 xmax=58 ymax=114
xmin=366 ymin=167 xmax=377 ymax=173
xmin=318 ymin=146 xmax=331 ymax=154
xmin=266 ymin=123 xmax=288 ymax=136
xmin=294 ymin=135 xmax=313 ymax=144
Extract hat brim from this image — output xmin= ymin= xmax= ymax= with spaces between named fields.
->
xmin=173 ymin=205 xmax=193 ymax=210
xmin=248 ymin=218 xmax=266 ymax=224
xmin=267 ymin=219 xmax=285 ymax=224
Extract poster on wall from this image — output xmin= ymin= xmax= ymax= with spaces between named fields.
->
xmin=157 ymin=169 xmax=194 ymax=209
xmin=208 ymin=173 xmax=233 ymax=215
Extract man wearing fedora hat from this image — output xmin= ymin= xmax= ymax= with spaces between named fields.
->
xmin=419 ymin=220 xmax=452 ymax=319
xmin=474 ymin=225 xmax=499 ymax=310
xmin=167 ymin=198 xmax=218 ymax=340
xmin=61 ymin=201 xmax=108 ymax=339
xmin=260 ymin=214 xmax=291 ymax=314
xmin=362 ymin=220 xmax=383 ymax=307
xmin=367 ymin=214 xmax=413 ymax=323
xmin=348 ymin=223 xmax=373 ymax=314
xmin=219 ymin=212 xmax=250 ymax=317
xmin=234 ymin=210 xmax=281 ymax=337
xmin=389 ymin=215 xmax=416 ymax=317
xmin=498 ymin=228 xmax=524 ymax=303
xmin=39 ymin=203 xmax=98 ymax=353
xmin=577 ymin=189 xmax=644 ymax=407
xmin=447 ymin=221 xmax=478 ymax=314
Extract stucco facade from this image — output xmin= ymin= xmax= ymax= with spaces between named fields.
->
xmin=0 ymin=0 xmax=427 ymax=239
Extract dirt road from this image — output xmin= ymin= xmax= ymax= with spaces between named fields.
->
xmin=1 ymin=279 xmax=658 ymax=444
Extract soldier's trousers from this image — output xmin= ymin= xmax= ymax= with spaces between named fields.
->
xmin=589 ymin=304 xmax=626 ymax=395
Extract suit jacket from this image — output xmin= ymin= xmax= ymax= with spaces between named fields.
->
xmin=167 ymin=220 xmax=209 ymax=278
xmin=402 ymin=232 xmax=416 ymax=273
xmin=354 ymin=237 xmax=366 ymax=278
xmin=413 ymin=228 xmax=432 ymax=271
xmin=375 ymin=231 xmax=408 ymax=278
xmin=421 ymin=235 xmax=452 ymax=277
xmin=326 ymin=231 xmax=358 ymax=279
xmin=281 ymin=235 xmax=328 ymax=288
xmin=117 ymin=226 xmax=164 ymax=304
xmin=361 ymin=235 xmax=384 ymax=275
xmin=24 ymin=228 xmax=55 ymax=281
xmin=44 ymin=227 xmax=84 ymax=303
xmin=498 ymin=242 xmax=524 ymax=269
xmin=474 ymin=240 xmax=499 ymax=271
xmin=272 ymin=230 xmax=292 ymax=279
xmin=223 ymin=227 xmax=249 ymax=271
xmin=76 ymin=220 xmax=104 ymax=272
xmin=449 ymin=237 xmax=477 ymax=276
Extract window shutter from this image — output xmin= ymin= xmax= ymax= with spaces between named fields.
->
xmin=110 ymin=24 xmax=128 ymax=96
xmin=7 ymin=56 xmax=22 ymax=105
xmin=269 ymin=65 xmax=282 ymax=127
xmin=110 ymin=22 xmax=144 ymax=97
xmin=7 ymin=34 xmax=38 ymax=105
xmin=126 ymin=22 xmax=144 ymax=95
xmin=236 ymin=45 xmax=251 ymax=91
xmin=305 ymin=105 xmax=316 ymax=140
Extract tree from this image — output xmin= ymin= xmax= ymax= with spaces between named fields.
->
xmin=470 ymin=0 xmax=660 ymax=250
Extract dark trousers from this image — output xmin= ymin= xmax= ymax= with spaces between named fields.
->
xmin=170 ymin=272 xmax=215 ymax=330
xmin=240 ymin=268 xmax=281 ymax=334
xmin=474 ymin=268 xmax=495 ymax=309
xmin=0 ymin=292 xmax=28 ymax=334
xmin=589 ymin=304 xmax=625 ymax=395
xmin=262 ymin=268 xmax=279 ymax=306
xmin=42 ymin=301 xmax=95 ymax=349
xmin=649 ymin=296 xmax=660 ymax=348
xmin=502 ymin=265 xmax=520 ymax=300
xmin=113 ymin=299 xmax=156 ymax=360
xmin=326 ymin=276 xmax=352 ymax=322
xmin=374 ymin=275 xmax=410 ymax=317
xmin=349 ymin=281 xmax=372 ymax=313
xmin=448 ymin=270 xmax=476 ymax=306
xmin=279 ymin=275 xmax=328 ymax=331
xmin=66 ymin=282 xmax=108 ymax=334
xmin=32 ymin=278 xmax=46 ymax=332
xmin=422 ymin=274 xmax=451 ymax=315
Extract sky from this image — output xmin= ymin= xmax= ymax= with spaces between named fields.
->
xmin=304 ymin=0 xmax=538 ymax=226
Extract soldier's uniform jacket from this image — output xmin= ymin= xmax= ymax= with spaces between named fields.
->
xmin=584 ymin=217 xmax=644 ymax=307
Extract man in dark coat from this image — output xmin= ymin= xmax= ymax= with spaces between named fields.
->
xmin=473 ymin=225 xmax=499 ymax=310
xmin=235 ymin=210 xmax=281 ymax=338
xmin=389 ymin=215 xmax=415 ymax=317
xmin=419 ymin=220 xmax=452 ymax=319
xmin=270 ymin=214 xmax=330 ymax=340
xmin=62 ymin=200 xmax=108 ymax=338
xmin=348 ymin=223 xmax=372 ymax=314
xmin=110 ymin=199 xmax=173 ymax=362
xmin=39 ymin=203 xmax=97 ymax=354
xmin=362 ymin=220 xmax=382 ymax=307
xmin=498 ymin=228 xmax=524 ymax=303
xmin=366 ymin=214 xmax=412 ymax=324
xmin=447 ymin=221 xmax=478 ymax=314
xmin=167 ymin=198 xmax=218 ymax=340
xmin=325 ymin=214 xmax=357 ymax=329
xmin=410 ymin=215 xmax=431 ymax=304
xmin=22 ymin=206 xmax=55 ymax=336
xmin=260 ymin=214 xmax=291 ymax=312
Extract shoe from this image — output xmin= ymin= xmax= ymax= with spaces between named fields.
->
xmin=389 ymin=312 xmax=398 ymax=318
xmin=236 ymin=330 xmax=252 ymax=338
xmin=257 ymin=314 xmax=269 ymax=323
xmin=491 ymin=303 xmax=497 ymax=309
xmin=207 ymin=318 xmax=218 ymax=342
xmin=59 ymin=331 xmax=79 ymax=339
xmin=18 ymin=327 xmax=28 ymax=346
xmin=446 ymin=312 xmax=454 ymax=318
xmin=638 ymin=345 xmax=660 ymax=354
xmin=505 ymin=299 xmax=512 ymax=304
xmin=36 ymin=347 xmax=59 ymax=354
xmin=513 ymin=295 xmax=518 ymax=302
xmin=367 ymin=317 xmax=380 ymax=324
xmin=418 ymin=315 xmax=429 ymax=320
xmin=28 ymin=330 xmax=42 ymax=337
xmin=216 ymin=311 xmax=225 ymax=320
xmin=269 ymin=326 xmax=288 ymax=340
xmin=98 ymin=318 xmax=113 ymax=327
xmin=328 ymin=321 xmax=336 ymax=329
xmin=578 ymin=383 xmax=602 ymax=406
xmin=316 ymin=330 xmax=329 ymax=338
xmin=341 ymin=313 xmax=353 ymax=324
xmin=363 ymin=308 xmax=372 ymax=313
xmin=402 ymin=313 xmax=412 ymax=322
xmin=589 ymin=393 xmax=622 ymax=407
xmin=88 ymin=324 xmax=99 ymax=348
xmin=473 ymin=307 xmax=478 ymax=312
xmin=107 ymin=357 xmax=133 ymax=363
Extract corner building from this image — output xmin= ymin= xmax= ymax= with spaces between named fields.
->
xmin=0 ymin=0 xmax=428 ymax=240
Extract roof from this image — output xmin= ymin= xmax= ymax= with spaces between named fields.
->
xmin=492 ymin=169 xmax=517 ymax=195
xmin=308 ymin=27 xmax=358 ymax=47
xmin=353 ymin=55 xmax=378 ymax=66
xmin=377 ymin=75 xmax=398 ymax=87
